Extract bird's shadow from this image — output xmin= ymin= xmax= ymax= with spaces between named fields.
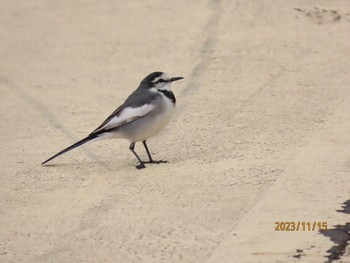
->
xmin=41 ymin=163 xmax=78 ymax=168
xmin=40 ymin=160 xmax=125 ymax=172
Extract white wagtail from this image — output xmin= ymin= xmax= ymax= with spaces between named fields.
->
xmin=42 ymin=72 xmax=183 ymax=169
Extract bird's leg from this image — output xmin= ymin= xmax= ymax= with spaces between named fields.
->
xmin=142 ymin=140 xmax=168 ymax=164
xmin=129 ymin=142 xmax=146 ymax=169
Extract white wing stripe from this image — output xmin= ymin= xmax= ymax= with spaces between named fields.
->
xmin=100 ymin=104 xmax=154 ymax=131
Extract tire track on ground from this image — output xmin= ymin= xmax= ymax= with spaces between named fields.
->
xmin=0 ymin=75 xmax=107 ymax=168
xmin=180 ymin=0 xmax=222 ymax=96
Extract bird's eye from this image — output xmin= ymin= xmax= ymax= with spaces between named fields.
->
xmin=158 ymin=79 xmax=165 ymax=83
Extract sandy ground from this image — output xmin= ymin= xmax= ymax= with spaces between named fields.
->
xmin=1 ymin=0 xmax=349 ymax=262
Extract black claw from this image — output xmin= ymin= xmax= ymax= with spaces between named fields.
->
xmin=135 ymin=141 xmax=168 ymax=168
xmin=136 ymin=163 xmax=146 ymax=169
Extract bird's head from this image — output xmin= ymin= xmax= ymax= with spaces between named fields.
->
xmin=141 ymin=72 xmax=183 ymax=91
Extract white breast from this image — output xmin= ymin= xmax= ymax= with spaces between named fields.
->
xmin=138 ymin=94 xmax=175 ymax=141
xmin=110 ymin=94 xmax=175 ymax=142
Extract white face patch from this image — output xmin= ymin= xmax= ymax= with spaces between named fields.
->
xmin=152 ymin=73 xmax=170 ymax=84
xmin=152 ymin=76 xmax=161 ymax=83
xmin=152 ymin=73 xmax=173 ymax=91
xmin=96 ymin=104 xmax=155 ymax=132
xmin=158 ymin=82 xmax=172 ymax=91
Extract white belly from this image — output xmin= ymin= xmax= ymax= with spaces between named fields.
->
xmin=115 ymin=96 xmax=175 ymax=142
xmin=135 ymin=106 xmax=174 ymax=141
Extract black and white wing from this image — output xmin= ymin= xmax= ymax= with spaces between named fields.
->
xmin=90 ymin=103 xmax=155 ymax=135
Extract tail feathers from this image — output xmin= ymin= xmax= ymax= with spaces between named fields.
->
xmin=41 ymin=134 xmax=98 ymax=165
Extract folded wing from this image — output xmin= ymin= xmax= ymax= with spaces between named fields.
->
xmin=91 ymin=104 xmax=155 ymax=135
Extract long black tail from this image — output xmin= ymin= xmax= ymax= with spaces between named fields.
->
xmin=41 ymin=134 xmax=98 ymax=165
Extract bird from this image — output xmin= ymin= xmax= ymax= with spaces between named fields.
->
xmin=41 ymin=71 xmax=183 ymax=169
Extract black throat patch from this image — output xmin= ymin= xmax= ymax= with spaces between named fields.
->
xmin=159 ymin=90 xmax=176 ymax=104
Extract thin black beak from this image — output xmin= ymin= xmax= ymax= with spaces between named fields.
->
xmin=170 ymin=77 xmax=184 ymax=82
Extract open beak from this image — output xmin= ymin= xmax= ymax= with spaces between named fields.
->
xmin=170 ymin=77 xmax=184 ymax=82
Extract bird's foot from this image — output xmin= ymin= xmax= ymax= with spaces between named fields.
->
xmin=136 ymin=163 xmax=146 ymax=169
xmin=143 ymin=160 xmax=168 ymax=164
xmin=135 ymin=160 xmax=168 ymax=169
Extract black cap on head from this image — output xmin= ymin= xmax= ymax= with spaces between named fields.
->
xmin=139 ymin=71 xmax=183 ymax=89
xmin=141 ymin=72 xmax=164 ymax=86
